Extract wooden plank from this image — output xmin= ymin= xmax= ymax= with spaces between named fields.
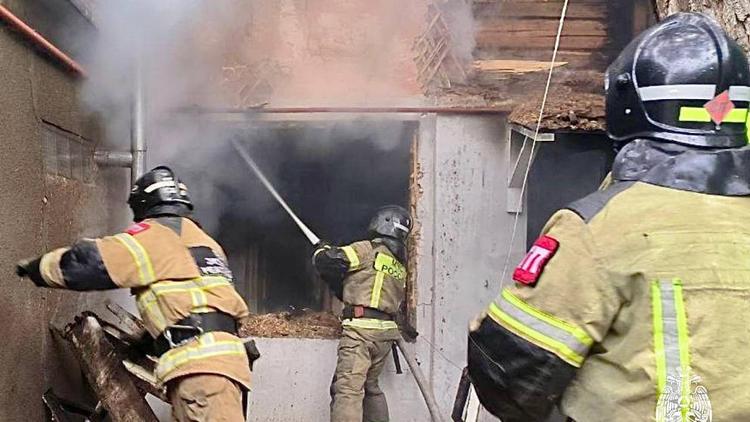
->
xmin=474 ymin=59 xmax=568 ymax=74
xmin=406 ymin=130 xmax=419 ymax=338
xmin=476 ymin=33 xmax=608 ymax=50
xmin=474 ymin=2 xmax=607 ymax=19
xmin=478 ymin=18 xmax=607 ymax=37
xmin=65 ymin=316 xmax=159 ymax=422
xmin=123 ymin=360 xmax=168 ymax=402
xmin=474 ymin=49 xmax=603 ymax=69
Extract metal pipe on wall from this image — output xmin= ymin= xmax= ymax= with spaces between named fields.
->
xmin=94 ymin=66 xmax=145 ymax=182
xmin=94 ymin=151 xmax=133 ymax=168
xmin=0 ymin=4 xmax=87 ymax=77
xmin=131 ymin=54 xmax=146 ymax=185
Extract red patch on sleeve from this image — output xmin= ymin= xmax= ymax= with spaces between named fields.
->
xmin=512 ymin=235 xmax=559 ymax=286
xmin=126 ymin=222 xmax=150 ymax=235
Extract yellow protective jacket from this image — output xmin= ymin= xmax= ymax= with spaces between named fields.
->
xmin=469 ymin=140 xmax=750 ymax=422
xmin=314 ymin=239 xmax=406 ymax=331
xmin=36 ymin=216 xmax=251 ymax=388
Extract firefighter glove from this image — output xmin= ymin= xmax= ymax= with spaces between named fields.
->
xmin=15 ymin=257 xmax=46 ymax=287
xmin=244 ymin=339 xmax=261 ymax=371
xmin=313 ymin=240 xmax=330 ymax=251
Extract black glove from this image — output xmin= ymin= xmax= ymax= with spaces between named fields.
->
xmin=311 ymin=240 xmax=331 ymax=265
xmin=15 ymin=257 xmax=47 ymax=287
xmin=401 ymin=324 xmax=419 ymax=340
xmin=244 ymin=339 xmax=261 ymax=371
xmin=397 ymin=302 xmax=418 ymax=340
xmin=313 ymin=240 xmax=330 ymax=250
xmin=133 ymin=331 xmax=158 ymax=357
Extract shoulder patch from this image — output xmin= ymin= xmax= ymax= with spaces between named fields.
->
xmin=126 ymin=222 xmax=150 ymax=235
xmin=373 ymin=252 xmax=406 ymax=281
xmin=513 ymin=235 xmax=559 ymax=286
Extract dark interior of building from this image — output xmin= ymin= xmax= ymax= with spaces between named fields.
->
xmin=184 ymin=120 xmax=414 ymax=313
xmin=526 ymin=131 xmax=615 ymax=247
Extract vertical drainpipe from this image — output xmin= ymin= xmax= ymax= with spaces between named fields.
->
xmin=131 ymin=54 xmax=146 ymax=185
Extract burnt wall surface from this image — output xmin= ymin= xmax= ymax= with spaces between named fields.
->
xmin=0 ymin=21 xmax=110 ymax=420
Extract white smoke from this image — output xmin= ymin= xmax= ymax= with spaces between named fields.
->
xmin=79 ymin=1 xmax=477 ymax=234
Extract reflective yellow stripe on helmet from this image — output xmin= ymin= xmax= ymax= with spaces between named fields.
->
xmin=678 ymin=107 xmax=748 ymax=123
xmin=488 ymin=289 xmax=593 ymax=367
xmin=155 ymin=333 xmax=246 ymax=382
xmin=113 ymin=233 xmax=155 ymax=285
xmin=341 ymin=246 xmax=360 ymax=270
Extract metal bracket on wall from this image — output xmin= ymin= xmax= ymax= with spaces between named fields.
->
xmin=506 ymin=123 xmax=555 ymax=213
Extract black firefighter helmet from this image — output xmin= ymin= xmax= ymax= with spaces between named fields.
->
xmin=606 ymin=12 xmax=750 ymax=148
xmin=128 ymin=166 xmax=193 ymax=222
xmin=368 ymin=205 xmax=412 ymax=242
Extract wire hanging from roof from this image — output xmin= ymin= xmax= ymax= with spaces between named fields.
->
xmin=471 ymin=3 xmax=572 ymax=419
xmin=498 ymin=0 xmax=570 ymax=293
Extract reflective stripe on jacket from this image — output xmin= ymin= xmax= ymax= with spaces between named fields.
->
xmin=37 ymin=217 xmax=252 ymax=388
xmin=340 ymin=240 xmax=405 ymax=323
xmin=470 ymin=181 xmax=750 ymax=421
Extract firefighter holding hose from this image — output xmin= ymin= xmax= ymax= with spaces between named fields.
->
xmin=313 ymin=205 xmax=412 ymax=422
xmin=16 ymin=166 xmax=255 ymax=422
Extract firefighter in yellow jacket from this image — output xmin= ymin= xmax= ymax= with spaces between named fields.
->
xmin=16 ymin=166 xmax=253 ymax=422
xmin=467 ymin=13 xmax=750 ymax=422
xmin=313 ymin=205 xmax=412 ymax=422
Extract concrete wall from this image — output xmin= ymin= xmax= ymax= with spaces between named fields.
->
xmin=412 ymin=114 xmax=527 ymax=419
xmin=0 ymin=20 xmax=111 ymax=421
xmin=236 ymin=114 xmax=526 ymax=421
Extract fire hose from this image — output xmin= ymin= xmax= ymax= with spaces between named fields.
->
xmin=231 ymin=139 xmax=447 ymax=422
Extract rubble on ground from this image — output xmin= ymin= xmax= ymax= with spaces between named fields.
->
xmin=240 ymin=310 xmax=342 ymax=339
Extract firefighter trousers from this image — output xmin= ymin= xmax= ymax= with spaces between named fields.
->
xmin=330 ymin=326 xmax=401 ymax=422
xmin=169 ymin=373 xmax=245 ymax=422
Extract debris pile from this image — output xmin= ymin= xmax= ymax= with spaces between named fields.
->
xmin=47 ymin=303 xmax=162 ymax=421
xmin=509 ymin=90 xmax=605 ymax=131
xmin=240 ymin=310 xmax=342 ymax=339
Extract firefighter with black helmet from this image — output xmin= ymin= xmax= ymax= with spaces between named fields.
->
xmin=16 ymin=166 xmax=254 ymax=422
xmin=467 ymin=13 xmax=750 ymax=421
xmin=313 ymin=205 xmax=412 ymax=422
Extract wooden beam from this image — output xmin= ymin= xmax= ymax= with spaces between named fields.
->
xmin=406 ymin=130 xmax=420 ymax=339
xmin=474 ymin=2 xmax=607 ymax=19
xmin=476 ymin=34 xmax=608 ymax=50
xmin=64 ymin=316 xmax=159 ymax=422
xmin=474 ymin=49 xmax=605 ymax=69
xmin=478 ymin=18 xmax=607 ymax=37
xmin=473 ymin=59 xmax=568 ymax=74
